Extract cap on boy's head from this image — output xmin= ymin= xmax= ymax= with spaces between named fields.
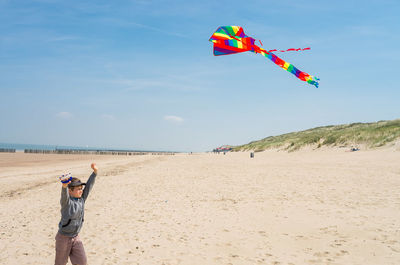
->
xmin=68 ymin=178 xmax=86 ymax=188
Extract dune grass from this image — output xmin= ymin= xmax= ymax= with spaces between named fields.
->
xmin=233 ymin=119 xmax=400 ymax=152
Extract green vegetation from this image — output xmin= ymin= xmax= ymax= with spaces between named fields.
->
xmin=233 ymin=119 xmax=400 ymax=152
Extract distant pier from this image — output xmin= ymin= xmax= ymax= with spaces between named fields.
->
xmin=0 ymin=148 xmax=16 ymax=153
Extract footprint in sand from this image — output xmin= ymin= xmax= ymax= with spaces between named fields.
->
xmin=335 ymin=250 xmax=349 ymax=256
xmin=258 ymin=231 xmax=267 ymax=237
xmin=308 ymin=259 xmax=322 ymax=264
xmin=313 ymin=251 xmax=330 ymax=257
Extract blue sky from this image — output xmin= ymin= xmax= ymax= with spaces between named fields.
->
xmin=1 ymin=0 xmax=399 ymax=152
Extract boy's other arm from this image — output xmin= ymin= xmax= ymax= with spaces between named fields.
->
xmin=82 ymin=163 xmax=98 ymax=201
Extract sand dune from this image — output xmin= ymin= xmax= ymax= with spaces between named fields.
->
xmin=1 ymin=149 xmax=400 ymax=264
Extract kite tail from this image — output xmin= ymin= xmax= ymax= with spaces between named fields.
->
xmin=268 ymin=47 xmax=311 ymax=53
xmin=258 ymin=50 xmax=319 ymax=88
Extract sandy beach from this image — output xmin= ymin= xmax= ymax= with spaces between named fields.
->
xmin=1 ymin=149 xmax=400 ymax=264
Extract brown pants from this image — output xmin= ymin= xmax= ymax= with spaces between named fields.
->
xmin=55 ymin=232 xmax=87 ymax=265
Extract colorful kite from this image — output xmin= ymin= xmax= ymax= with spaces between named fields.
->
xmin=59 ymin=173 xmax=72 ymax=183
xmin=209 ymin=26 xmax=319 ymax=87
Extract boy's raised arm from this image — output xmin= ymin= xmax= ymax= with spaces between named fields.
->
xmin=82 ymin=163 xmax=98 ymax=201
xmin=60 ymin=181 xmax=70 ymax=207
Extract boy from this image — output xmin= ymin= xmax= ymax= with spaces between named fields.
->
xmin=55 ymin=163 xmax=98 ymax=265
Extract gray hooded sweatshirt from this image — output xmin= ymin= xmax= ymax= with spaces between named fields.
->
xmin=58 ymin=172 xmax=96 ymax=237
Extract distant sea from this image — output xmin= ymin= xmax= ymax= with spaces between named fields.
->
xmin=0 ymin=143 xmax=102 ymax=151
xmin=0 ymin=142 xmax=174 ymax=153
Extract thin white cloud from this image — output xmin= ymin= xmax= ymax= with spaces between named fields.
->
xmin=55 ymin=112 xmax=73 ymax=119
xmin=47 ymin=35 xmax=78 ymax=42
xmin=101 ymin=114 xmax=115 ymax=120
xmin=94 ymin=17 xmax=187 ymax=38
xmin=127 ymin=21 xmax=187 ymax=38
xmin=120 ymin=77 xmax=201 ymax=92
xmin=347 ymin=25 xmax=390 ymax=37
xmin=164 ymin=115 xmax=184 ymax=123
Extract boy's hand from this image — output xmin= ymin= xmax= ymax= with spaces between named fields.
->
xmin=91 ymin=163 xmax=98 ymax=174
xmin=62 ymin=180 xmax=71 ymax=188
xmin=59 ymin=174 xmax=72 ymax=188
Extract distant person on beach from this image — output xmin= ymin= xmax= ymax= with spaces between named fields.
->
xmin=55 ymin=163 xmax=98 ymax=265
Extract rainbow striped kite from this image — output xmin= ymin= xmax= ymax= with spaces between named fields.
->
xmin=209 ymin=26 xmax=319 ymax=87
